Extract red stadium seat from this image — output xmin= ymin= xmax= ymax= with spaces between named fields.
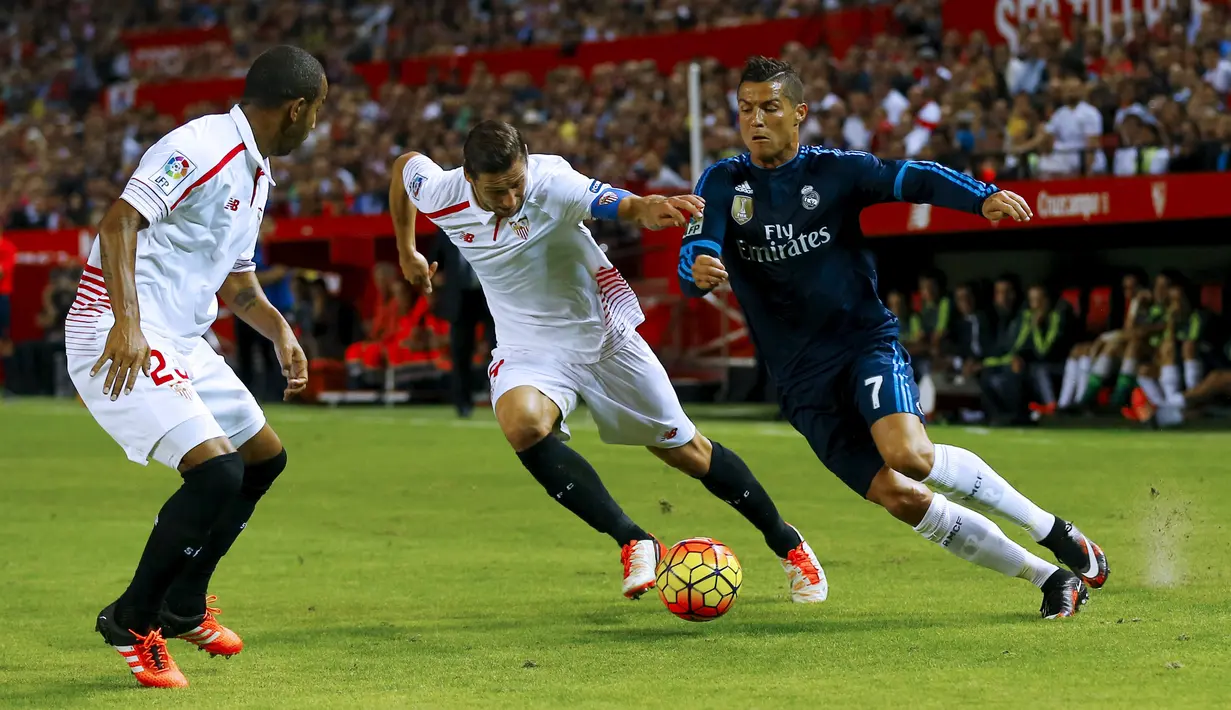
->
xmin=1060 ymin=288 xmax=1082 ymax=316
xmin=1086 ymin=286 xmax=1112 ymax=334
xmin=1200 ymin=283 xmax=1223 ymax=315
xmin=910 ymin=291 xmax=922 ymax=313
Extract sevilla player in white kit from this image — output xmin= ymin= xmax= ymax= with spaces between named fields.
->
xmin=392 ymin=120 xmax=828 ymax=603
xmin=69 ymin=47 xmax=327 ymax=688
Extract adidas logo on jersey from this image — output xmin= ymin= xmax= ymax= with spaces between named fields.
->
xmin=734 ymin=181 xmax=753 ymax=195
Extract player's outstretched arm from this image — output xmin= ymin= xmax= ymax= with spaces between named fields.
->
xmin=219 ymin=271 xmax=307 ymax=400
xmin=90 ymin=200 xmax=151 ymax=400
xmin=846 ymin=152 xmax=1033 ymax=224
xmin=677 ymin=164 xmax=732 ymax=298
xmin=611 ymin=193 xmax=704 ymax=230
xmin=390 ymin=151 xmax=437 ymax=292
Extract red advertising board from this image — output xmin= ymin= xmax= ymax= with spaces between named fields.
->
xmin=942 ymin=0 xmax=1221 ymax=53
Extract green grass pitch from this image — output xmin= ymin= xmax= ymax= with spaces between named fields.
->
xmin=2 ymin=399 xmax=1229 ymax=708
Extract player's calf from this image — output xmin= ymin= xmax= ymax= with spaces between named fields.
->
xmin=652 ymin=435 xmax=827 ymax=602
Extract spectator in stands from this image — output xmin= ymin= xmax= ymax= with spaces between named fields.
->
xmin=1112 ymin=115 xmax=1170 ymax=176
xmin=950 ymin=281 xmax=993 ymax=379
xmin=429 ymin=236 xmax=494 ymax=418
xmin=1058 ymin=269 xmax=1150 ymax=412
xmin=1039 ymin=77 xmax=1106 ymax=178
xmin=1136 ymin=274 xmax=1222 ymax=413
xmin=902 ymin=271 xmax=951 ymax=377
xmin=979 ymin=283 xmax=1069 ymax=423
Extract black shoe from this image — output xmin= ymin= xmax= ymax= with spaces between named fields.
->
xmin=1039 ymin=570 xmax=1089 ymax=619
xmin=1041 ymin=519 xmax=1110 ymax=589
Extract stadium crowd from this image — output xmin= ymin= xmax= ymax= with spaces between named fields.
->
xmin=4 ymin=1 xmax=1231 ymax=425
xmin=4 ymin=0 xmax=1231 ymax=230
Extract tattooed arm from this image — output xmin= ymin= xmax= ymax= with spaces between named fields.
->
xmin=219 ymin=271 xmax=308 ymax=399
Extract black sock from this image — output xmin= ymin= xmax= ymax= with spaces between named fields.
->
xmin=164 ymin=449 xmax=288 ymax=618
xmin=701 ymin=441 xmax=800 ymax=558
xmin=114 ymin=453 xmax=244 ymax=631
xmin=1039 ymin=517 xmax=1083 ymax=561
xmin=517 ymin=435 xmax=649 ymax=546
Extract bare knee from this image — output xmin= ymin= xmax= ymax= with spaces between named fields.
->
xmin=650 ymin=433 xmax=711 ymax=478
xmin=1138 ymin=363 xmax=1157 ymax=379
xmin=866 ymin=467 xmax=934 ymax=526
xmin=1182 ymin=340 xmax=1198 ymax=361
xmin=495 ymin=387 xmax=560 ymax=452
xmin=1070 ymin=342 xmax=1090 ymax=358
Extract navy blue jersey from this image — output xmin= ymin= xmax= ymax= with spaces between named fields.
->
xmin=678 ymin=147 xmax=996 ymax=387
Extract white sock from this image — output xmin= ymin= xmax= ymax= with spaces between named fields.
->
xmin=1184 ymin=359 xmax=1203 ymax=391
xmin=1058 ymin=358 xmax=1079 ymax=409
xmin=1160 ymin=364 xmax=1182 ymax=401
xmin=914 ymin=494 xmax=1059 ymax=588
xmin=1156 ymin=404 xmax=1185 ymax=427
xmin=1092 ymin=354 xmax=1112 ymax=378
xmin=1119 ymin=357 xmax=1137 ymax=377
xmin=925 ymin=444 xmax=1056 ymax=542
xmin=1138 ymin=376 xmax=1165 ymax=406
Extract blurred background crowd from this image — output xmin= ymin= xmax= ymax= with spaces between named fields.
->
xmin=4 ymin=0 xmax=1231 ymax=230
xmin=3 ymin=0 xmax=1230 ymax=429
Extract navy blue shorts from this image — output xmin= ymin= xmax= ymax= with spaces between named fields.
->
xmin=780 ymin=339 xmax=923 ymax=497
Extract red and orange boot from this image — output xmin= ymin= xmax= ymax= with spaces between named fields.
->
xmin=96 ymin=603 xmax=188 ymax=688
xmin=161 ymin=595 xmax=244 ymax=658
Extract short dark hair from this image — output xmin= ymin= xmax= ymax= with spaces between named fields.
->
xmin=463 ymin=120 xmax=528 ymax=177
xmin=740 ymin=56 xmax=804 ymax=106
xmin=242 ymin=45 xmax=325 ymax=109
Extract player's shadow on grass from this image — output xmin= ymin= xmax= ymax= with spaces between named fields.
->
xmin=579 ymin=610 xmax=1028 ymax=641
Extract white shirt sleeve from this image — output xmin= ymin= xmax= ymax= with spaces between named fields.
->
xmin=1081 ymin=105 xmax=1104 ymax=141
xmin=231 ymin=242 xmax=257 ymax=273
xmin=120 ymin=137 xmax=211 ymax=225
xmin=402 ymin=153 xmax=448 ymax=213
xmin=541 ymin=159 xmax=607 ymax=224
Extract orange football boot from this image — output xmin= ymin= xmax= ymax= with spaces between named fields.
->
xmin=96 ymin=604 xmax=188 ymax=688
xmin=163 ymin=595 xmax=244 ymax=658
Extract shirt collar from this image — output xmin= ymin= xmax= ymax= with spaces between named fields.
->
xmin=748 ymin=147 xmax=801 ymax=172
xmin=229 ymin=105 xmax=276 ymax=186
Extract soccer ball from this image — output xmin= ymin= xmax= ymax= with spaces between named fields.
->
xmin=655 ymin=537 xmax=742 ymax=622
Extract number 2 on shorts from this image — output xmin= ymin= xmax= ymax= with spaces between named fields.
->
xmin=864 ymin=375 xmax=883 ymax=410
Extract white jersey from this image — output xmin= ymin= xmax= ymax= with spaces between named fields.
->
xmin=66 ymin=105 xmax=273 ymax=354
xmin=404 ymin=153 xmax=643 ymax=363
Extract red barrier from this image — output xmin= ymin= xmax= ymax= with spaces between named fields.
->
xmin=127 ymin=8 xmax=892 ymax=118
xmin=398 ymin=10 xmax=892 ymax=86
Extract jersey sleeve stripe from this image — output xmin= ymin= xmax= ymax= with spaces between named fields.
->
xmin=169 ymin=142 xmax=246 ymax=211
xmin=83 ymin=264 xmax=104 ymax=278
xmin=422 ymin=201 xmax=470 ymax=220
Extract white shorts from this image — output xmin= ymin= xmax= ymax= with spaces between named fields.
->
xmin=68 ymin=331 xmax=265 ymax=470
xmin=488 ymin=335 xmax=695 ymax=448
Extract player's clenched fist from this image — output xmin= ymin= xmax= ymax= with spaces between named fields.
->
xmin=400 ymin=248 xmax=438 ymax=293
xmin=692 ymin=254 xmax=728 ymax=290
xmin=982 ymin=190 xmax=1034 ymax=223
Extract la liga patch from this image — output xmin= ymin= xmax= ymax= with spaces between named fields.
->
xmin=411 ymin=173 xmax=427 ymax=199
xmin=150 ymin=151 xmax=197 ymax=195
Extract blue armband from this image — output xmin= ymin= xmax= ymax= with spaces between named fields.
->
xmin=590 ymin=187 xmax=634 ymax=220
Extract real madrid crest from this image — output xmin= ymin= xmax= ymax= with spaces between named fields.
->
xmin=801 ymin=185 xmax=819 ymax=210
xmin=732 ymin=195 xmax=753 ymax=225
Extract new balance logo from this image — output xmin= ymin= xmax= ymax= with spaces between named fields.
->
xmin=224 ymin=198 xmax=240 ymax=212
xmin=734 ymin=181 xmax=753 ymax=195
xmin=462 ymin=233 xmax=475 ymax=243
